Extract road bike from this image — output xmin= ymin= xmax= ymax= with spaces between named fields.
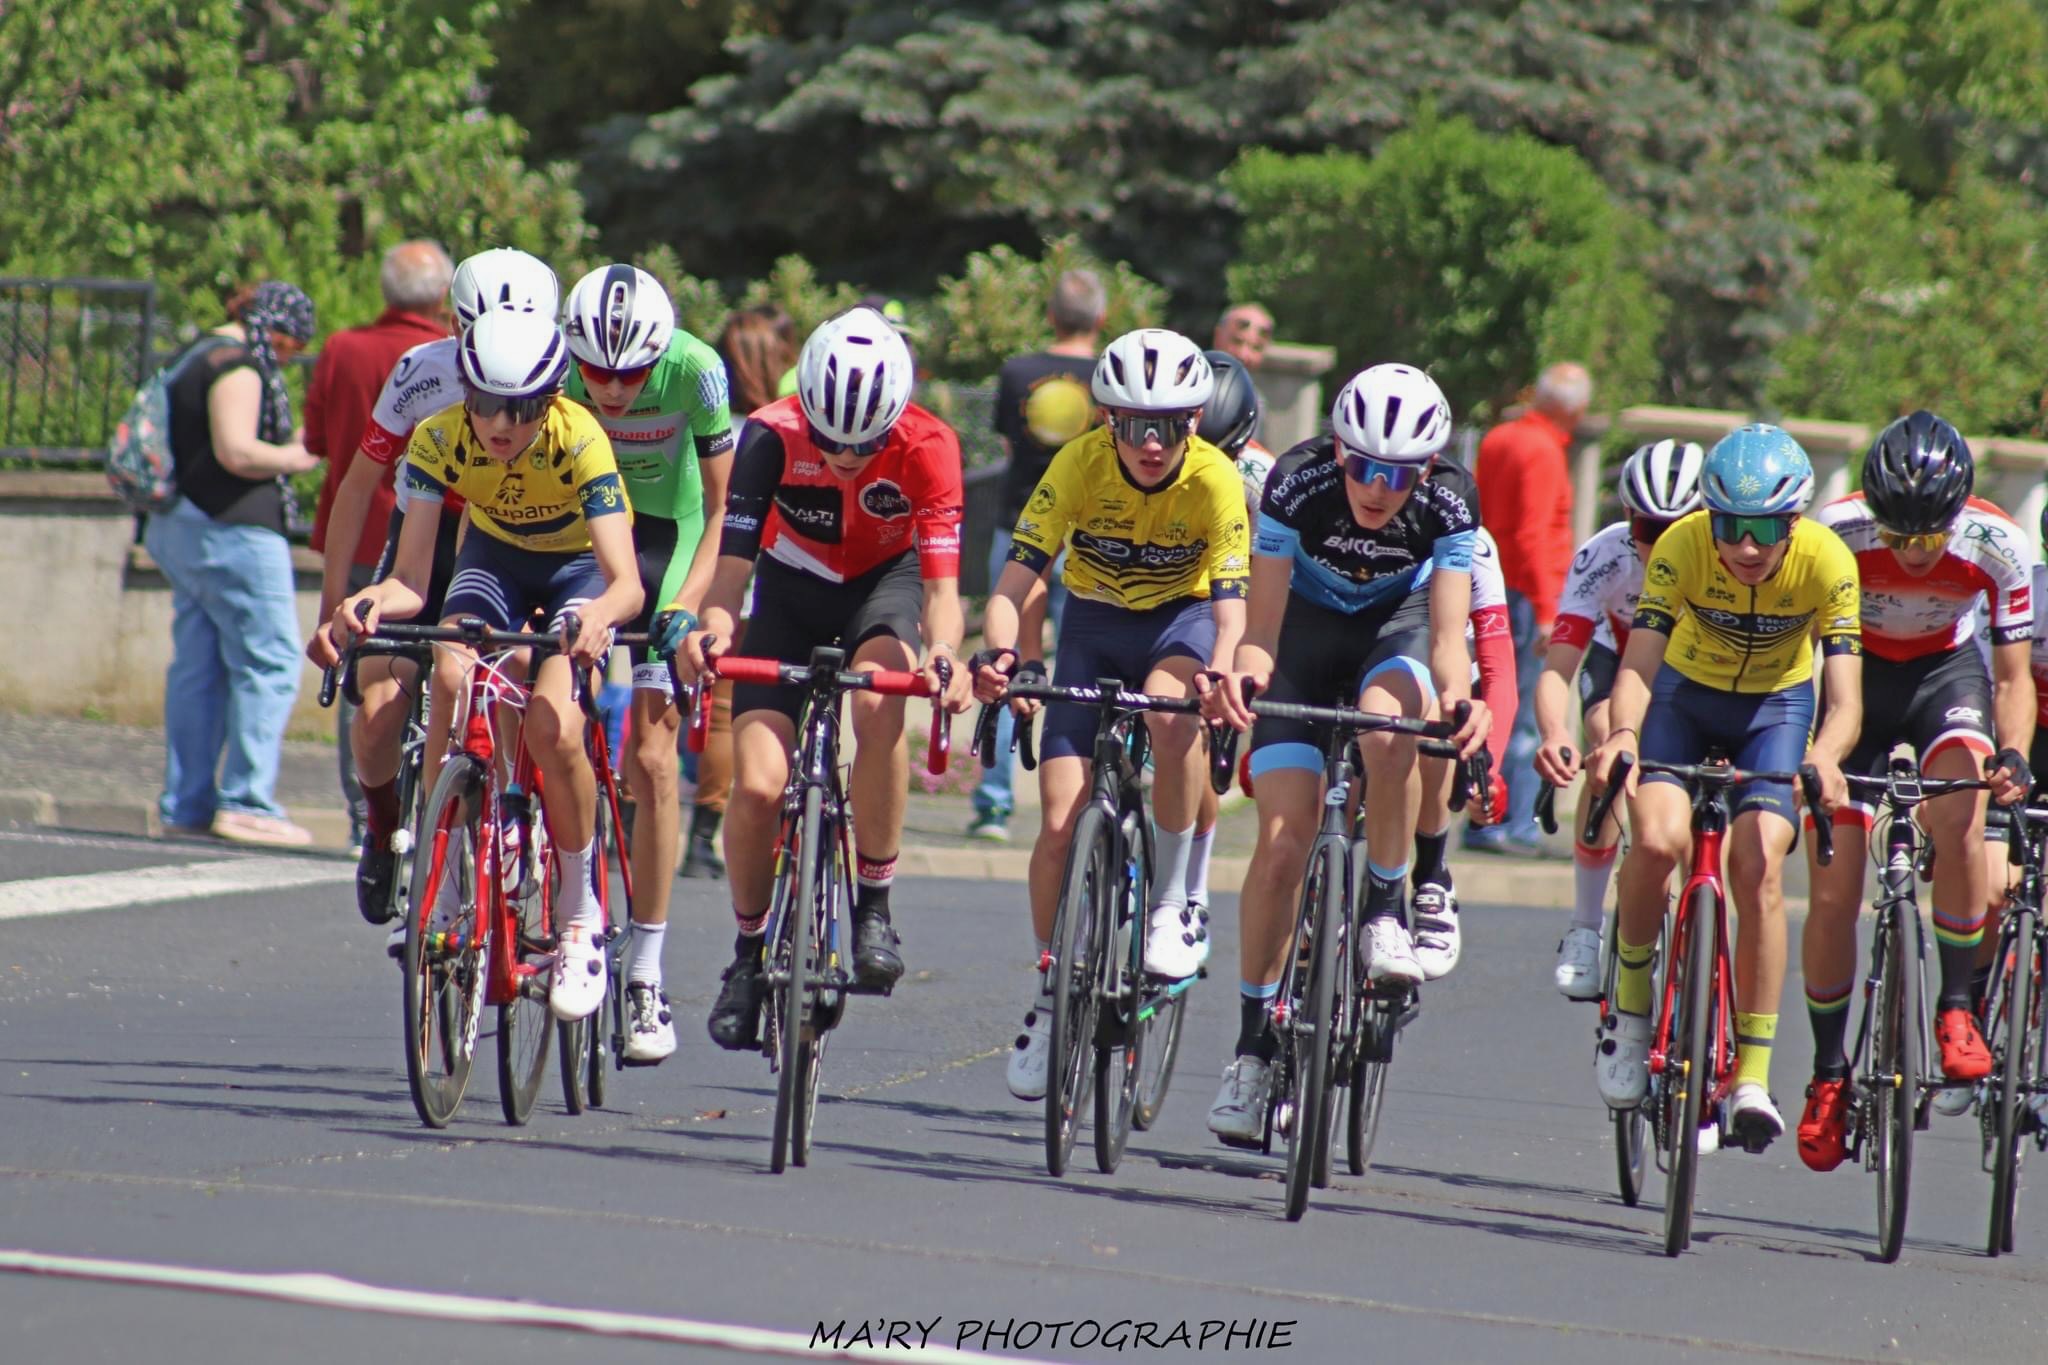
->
xmin=1983 ymin=799 xmax=2048 ymax=1255
xmin=321 ymin=632 xmax=434 ymax=931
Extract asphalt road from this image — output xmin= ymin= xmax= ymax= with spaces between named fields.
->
xmin=1 ymin=823 xmax=2044 ymax=1364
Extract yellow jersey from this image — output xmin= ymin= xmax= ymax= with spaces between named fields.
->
xmin=1632 ymin=510 xmax=1861 ymax=693
xmin=1008 ymin=428 xmax=1250 ymax=610
xmin=401 ymin=397 xmax=631 ymax=554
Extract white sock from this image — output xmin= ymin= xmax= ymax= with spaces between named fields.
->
xmin=1571 ymin=843 xmax=1616 ymax=933
xmin=629 ymin=920 xmax=666 ymax=988
xmin=556 ymin=839 xmax=601 ymax=934
xmin=1151 ymin=821 xmax=1194 ymax=914
xmin=1184 ymin=825 xmax=1215 ymax=907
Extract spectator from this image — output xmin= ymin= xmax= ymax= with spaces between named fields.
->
xmin=1468 ymin=361 xmax=1592 ymax=856
xmin=753 ymin=304 xmax=800 ymax=399
xmin=718 ymin=309 xmax=794 ymax=418
xmin=306 ymin=240 xmax=454 ymax=849
xmin=144 ymin=281 xmax=321 ymax=846
xmin=1213 ymin=302 xmax=1275 ymax=371
xmin=968 ymin=268 xmax=1104 ymax=841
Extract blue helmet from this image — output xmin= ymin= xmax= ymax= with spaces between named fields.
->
xmin=1700 ymin=424 xmax=1814 ymax=516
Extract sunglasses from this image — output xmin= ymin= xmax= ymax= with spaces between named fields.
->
xmin=1709 ymin=511 xmax=1796 ymax=547
xmin=1630 ymin=516 xmax=1675 ymax=546
xmin=806 ymin=423 xmax=890 ymax=458
xmin=463 ymin=387 xmax=554 ymax=424
xmin=578 ymin=358 xmax=656 ymax=388
xmin=1108 ymin=411 xmax=1198 ymax=448
xmin=1876 ymin=526 xmax=1951 ymax=555
xmin=1340 ymin=446 xmax=1427 ymax=493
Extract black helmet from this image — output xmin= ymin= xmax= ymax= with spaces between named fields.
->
xmin=1197 ymin=349 xmax=1261 ymax=457
xmin=1861 ymin=410 xmax=1973 ymax=535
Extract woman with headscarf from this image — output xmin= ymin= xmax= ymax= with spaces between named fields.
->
xmin=144 ymin=280 xmax=322 ymax=845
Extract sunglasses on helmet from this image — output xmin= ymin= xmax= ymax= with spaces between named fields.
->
xmin=1339 ymin=444 xmax=1427 ymax=493
xmin=1108 ymin=411 xmax=1198 ymax=448
xmin=807 ymin=423 xmax=890 ymax=458
xmin=1709 ymin=511 xmax=1796 ymax=547
xmin=463 ymin=387 xmax=554 ymax=424
xmin=1875 ymin=525 xmax=1952 ymax=555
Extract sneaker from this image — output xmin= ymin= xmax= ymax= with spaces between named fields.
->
xmin=1006 ymin=1001 xmax=1053 ymax=1101
xmin=548 ymin=928 xmax=608 ymax=1022
xmin=355 ymin=840 xmax=398 ymax=926
xmin=211 ymin=810 xmax=313 ymax=847
xmin=622 ymin=983 xmax=676 ymax=1063
xmin=1207 ymin=1056 xmax=1273 ymax=1146
xmin=1937 ymin=1007 xmax=1992 ymax=1082
xmin=1364 ymin=915 xmax=1423 ymax=987
xmin=1145 ymin=903 xmax=1202 ymax=980
xmin=707 ymin=948 xmax=768 ymax=1051
xmin=852 ymin=909 xmax=904 ymax=988
xmin=1410 ymin=883 xmax=1461 ymax=980
xmin=1729 ymin=1081 xmax=1784 ymax=1153
xmin=1595 ymin=1010 xmax=1652 ymax=1109
xmin=1554 ymin=926 xmax=1604 ymax=1001
xmin=1798 ymin=1076 xmax=1851 ymax=1172
xmin=965 ymin=814 xmax=1010 ymax=844
xmin=1189 ymin=900 xmax=1212 ymax=968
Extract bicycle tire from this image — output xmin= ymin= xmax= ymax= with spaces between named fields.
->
xmin=1991 ymin=906 xmax=2035 ymax=1256
xmin=1874 ymin=898 xmax=1918 ymax=1263
xmin=1312 ymin=857 xmax=1353 ymax=1194
xmin=792 ymin=808 xmax=844 ymax=1168
xmin=403 ymin=757 xmax=489 ymax=1129
xmin=1132 ymin=990 xmax=1185 ymax=1132
xmin=558 ymin=1016 xmax=590 ymax=1113
xmin=1664 ymin=883 xmax=1717 ymax=1257
xmin=385 ymin=724 xmax=425 ymax=927
xmin=1605 ymin=906 xmax=1651 ymax=1207
xmin=1093 ymin=816 xmax=1145 ymax=1174
xmin=771 ymin=785 xmax=824 ymax=1174
xmin=1047 ymin=805 xmax=1109 ymax=1178
xmin=496 ymin=796 xmax=560 ymax=1126
xmin=1284 ymin=839 xmax=1341 ymax=1222
xmin=1348 ymin=1023 xmax=1391 ymax=1176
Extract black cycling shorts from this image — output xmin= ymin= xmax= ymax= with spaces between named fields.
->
xmin=1836 ymin=647 xmax=1995 ymax=822
xmin=733 ymin=551 xmax=924 ymax=725
xmin=1578 ymin=639 xmax=1619 ymax=722
xmin=1248 ymin=584 xmax=1434 ymax=778
xmin=373 ymin=507 xmax=461 ymax=625
xmin=1040 ymin=596 xmax=1216 ymax=762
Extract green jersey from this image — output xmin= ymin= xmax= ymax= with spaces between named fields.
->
xmin=566 ymin=331 xmax=734 ymax=523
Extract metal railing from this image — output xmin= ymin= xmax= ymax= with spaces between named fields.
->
xmin=0 ymin=278 xmax=158 ymax=465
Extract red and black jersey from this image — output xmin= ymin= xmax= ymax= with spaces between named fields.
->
xmin=722 ymin=397 xmax=964 ymax=583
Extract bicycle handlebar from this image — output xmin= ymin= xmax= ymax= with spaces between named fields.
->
xmin=1575 ymin=753 xmax=1836 ymax=865
xmin=700 ymin=648 xmax=952 ymax=776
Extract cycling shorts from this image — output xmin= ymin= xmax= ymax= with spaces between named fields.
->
xmin=373 ymin=507 xmax=461 ymax=625
xmin=1248 ymin=585 xmax=1435 ymax=779
xmin=734 ymin=550 xmax=923 ymax=725
xmin=440 ymin=532 xmax=607 ymax=637
xmin=1832 ymin=646 xmax=1995 ymax=826
xmin=1638 ymin=664 xmax=1814 ymax=822
xmin=627 ymin=511 xmax=706 ymax=694
xmin=1577 ymin=639 xmax=1619 ymax=723
xmin=1040 ymin=596 xmax=1216 ymax=762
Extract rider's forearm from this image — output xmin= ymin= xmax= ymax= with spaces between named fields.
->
xmin=921 ymin=577 xmax=965 ymax=658
xmin=1208 ymin=598 xmax=1246 ymax=673
xmin=1534 ymin=667 xmax=1574 ymax=747
xmin=1429 ymin=628 xmax=1471 ymax=704
xmin=319 ymin=465 xmax=377 ymax=621
xmin=1603 ymin=630 xmax=1665 ymax=741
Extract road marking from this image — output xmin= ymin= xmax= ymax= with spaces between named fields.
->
xmin=0 ymin=1248 xmax=1049 ymax=1363
xmin=0 ymin=857 xmax=349 ymax=920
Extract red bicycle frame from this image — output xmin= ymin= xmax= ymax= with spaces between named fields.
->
xmin=1648 ymin=799 xmax=1737 ymax=1110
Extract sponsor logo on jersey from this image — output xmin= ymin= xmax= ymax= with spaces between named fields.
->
xmin=859 ymin=480 xmax=913 ymax=521
xmin=393 ymin=374 xmax=451 ymax=415
xmin=1087 ymin=515 xmax=1134 ymax=532
xmin=1320 ymin=534 xmax=1415 ymax=562
xmin=2012 ymin=586 xmax=2032 ymax=615
xmin=1648 ymin=560 xmax=1678 ymax=587
xmin=698 ymin=366 xmax=730 ymax=413
xmin=610 ymin=422 xmax=680 ymax=445
xmin=1945 ymin=704 xmax=1985 ymax=725
xmin=1029 ymin=484 xmax=1056 ymax=515
xmin=774 ymin=484 xmax=843 ymax=543
xmin=1706 ymin=583 xmax=1736 ymax=603
xmin=794 ymin=459 xmax=824 ymax=475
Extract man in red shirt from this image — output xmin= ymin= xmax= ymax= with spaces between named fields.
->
xmin=1469 ymin=361 xmax=1590 ymax=854
xmin=303 ymin=240 xmax=453 ymax=848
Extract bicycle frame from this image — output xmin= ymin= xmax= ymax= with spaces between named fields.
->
xmin=1649 ymin=779 xmax=1736 ymax=1109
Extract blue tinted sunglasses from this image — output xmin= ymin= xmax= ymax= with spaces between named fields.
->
xmin=807 ymin=422 xmax=889 ymax=458
xmin=1709 ymin=511 xmax=1796 ymax=547
xmin=1340 ymin=446 xmax=1427 ymax=492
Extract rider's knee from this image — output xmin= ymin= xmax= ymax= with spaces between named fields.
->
xmin=1256 ymin=819 xmax=1314 ymax=873
xmin=848 ymin=690 xmax=904 ymax=745
xmin=1144 ymin=709 xmax=1198 ymax=756
xmin=1357 ymin=727 xmax=1414 ymax=771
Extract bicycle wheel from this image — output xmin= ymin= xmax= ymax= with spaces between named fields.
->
xmin=1874 ymin=901 xmax=1919 ymax=1263
xmin=1313 ymin=874 xmax=1353 ymax=1192
xmin=496 ymin=799 xmax=560 ymax=1125
xmin=1132 ymin=989 xmax=1185 ymax=1132
xmin=1663 ymin=884 xmax=1717 ymax=1257
xmin=1283 ymin=839 xmax=1342 ymax=1222
xmin=1990 ymin=907 xmax=2036 ymax=1256
xmin=1604 ymin=907 xmax=1651 ymax=1207
xmin=770 ymin=786 xmax=824 ymax=1174
xmin=791 ymin=817 xmax=845 ymax=1169
xmin=556 ymin=795 xmax=616 ymax=1116
xmin=1094 ymin=813 xmax=1149 ymax=1173
xmin=403 ymin=757 xmax=490 ymax=1129
xmin=1348 ymin=1014 xmax=1391 ymax=1176
xmin=1047 ymin=805 xmax=1109 ymax=1178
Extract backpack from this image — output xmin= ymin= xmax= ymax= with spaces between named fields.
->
xmin=105 ymin=337 xmax=233 ymax=513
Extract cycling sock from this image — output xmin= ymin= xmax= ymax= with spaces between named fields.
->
xmin=856 ymin=852 xmax=896 ymax=919
xmin=628 ymin=920 xmax=666 ymax=988
xmin=1735 ymin=1011 xmax=1777 ymax=1091
xmin=555 ymin=839 xmax=599 ymax=930
xmin=1932 ymin=901 xmax=1987 ymax=1009
xmin=735 ymin=909 xmax=767 ymax=940
xmin=1185 ymin=825 xmax=1215 ymax=906
xmin=1151 ymin=820 xmax=1194 ymax=913
xmin=1238 ymin=982 xmax=1279 ymax=1062
xmin=1614 ymin=932 xmax=1656 ymax=1016
xmin=1366 ymin=859 xmax=1409 ymax=927
xmin=734 ymin=929 xmax=764 ymax=961
xmin=1805 ymin=976 xmax=1853 ymax=1078
xmin=1571 ymin=841 xmax=1618 ymax=932
xmin=362 ymin=779 xmax=401 ymax=841
xmin=1412 ymin=827 xmax=1451 ymax=893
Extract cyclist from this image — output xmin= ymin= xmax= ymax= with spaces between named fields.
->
xmin=972 ymin=329 xmax=1250 ymax=1103
xmin=331 ymin=309 xmax=643 ymax=1023
xmin=307 ymin=249 xmax=560 ymax=939
xmin=1533 ymin=439 xmax=1705 ymax=998
xmin=1796 ymin=412 xmax=2034 ymax=1171
xmin=1197 ymin=363 xmax=1492 ymax=1145
xmin=561 ymin=264 xmax=735 ymax=1064
xmin=682 ymin=307 xmax=971 ymax=1050
xmin=1585 ymin=424 xmax=1860 ymax=1152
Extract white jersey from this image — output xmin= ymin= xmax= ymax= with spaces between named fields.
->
xmin=1553 ymin=520 xmax=1641 ymax=656
xmin=360 ymin=336 xmax=466 ymax=511
xmin=1818 ymin=493 xmax=2033 ymax=663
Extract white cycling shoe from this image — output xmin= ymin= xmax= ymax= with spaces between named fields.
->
xmin=623 ymin=984 xmax=676 ymax=1063
xmin=1410 ymin=884 xmax=1461 ymax=980
xmin=1364 ymin=916 xmax=1424 ymax=987
xmin=1188 ymin=899 xmax=1212 ymax=968
xmin=1006 ymin=1000 xmax=1052 ymax=1101
xmin=1728 ymin=1082 xmax=1784 ymax=1153
xmin=549 ymin=927 xmax=608 ymax=1022
xmin=1145 ymin=903 xmax=1202 ymax=980
xmin=1207 ymin=1056 xmax=1273 ymax=1146
xmin=1554 ymin=926 xmax=1605 ymax=1000
xmin=1595 ymin=1010 xmax=1652 ymax=1109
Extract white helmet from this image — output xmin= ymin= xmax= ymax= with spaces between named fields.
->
xmin=1331 ymin=364 xmax=1452 ymax=464
xmin=458 ymin=310 xmax=570 ymax=397
xmin=1619 ymin=438 xmax=1706 ymax=519
xmin=450 ymin=248 xmax=560 ymax=330
xmin=1091 ymin=329 xmax=1213 ymax=412
xmin=564 ymin=265 xmax=674 ymax=370
xmin=797 ymin=307 xmax=915 ymax=449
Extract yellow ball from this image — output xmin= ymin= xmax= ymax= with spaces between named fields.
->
xmin=1024 ymin=376 xmax=1093 ymax=448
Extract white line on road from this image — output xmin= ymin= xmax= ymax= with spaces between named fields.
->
xmin=0 ymin=1248 xmax=1050 ymax=1363
xmin=0 ymin=857 xmax=349 ymax=921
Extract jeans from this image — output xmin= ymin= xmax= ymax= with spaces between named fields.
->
xmin=1469 ymin=588 xmax=1544 ymax=845
xmin=973 ymin=526 xmax=1067 ymax=822
xmin=335 ymin=561 xmax=375 ymax=835
xmin=145 ymin=498 xmax=303 ymax=826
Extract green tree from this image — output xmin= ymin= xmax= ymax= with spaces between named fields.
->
xmin=1227 ymin=121 xmax=1664 ymax=421
xmin=926 ymin=235 xmax=1165 ymax=382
